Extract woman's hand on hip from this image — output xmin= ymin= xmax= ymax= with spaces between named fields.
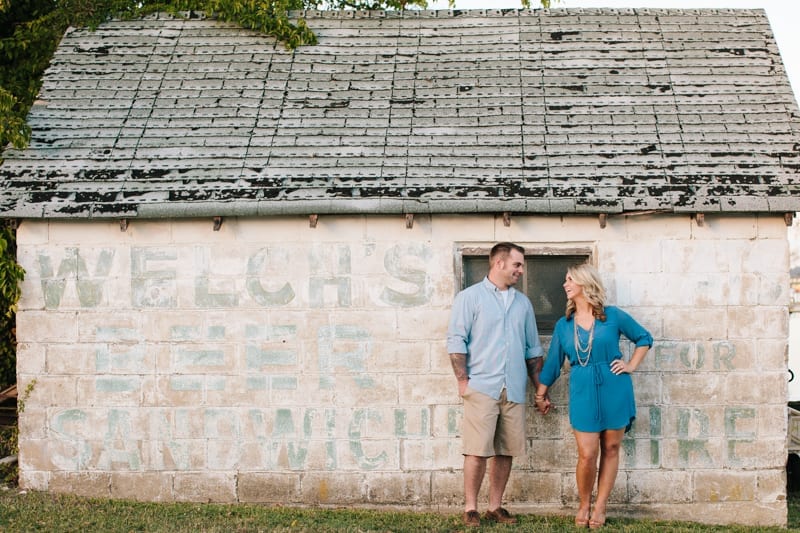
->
xmin=611 ymin=358 xmax=631 ymax=375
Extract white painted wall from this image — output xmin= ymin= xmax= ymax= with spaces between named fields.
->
xmin=14 ymin=213 xmax=791 ymax=526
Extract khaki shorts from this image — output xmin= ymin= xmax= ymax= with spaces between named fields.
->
xmin=461 ymin=386 xmax=526 ymax=457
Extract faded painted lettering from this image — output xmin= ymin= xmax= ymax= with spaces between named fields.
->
xmin=38 ymin=247 xmax=115 ymax=308
xmin=380 ymin=243 xmax=431 ymax=307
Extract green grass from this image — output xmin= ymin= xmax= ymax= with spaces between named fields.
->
xmin=1 ymin=488 xmax=799 ymax=532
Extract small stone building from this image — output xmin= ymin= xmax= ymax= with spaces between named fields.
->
xmin=1 ymin=8 xmax=799 ymax=526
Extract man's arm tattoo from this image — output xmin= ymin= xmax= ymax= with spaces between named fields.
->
xmin=526 ymin=356 xmax=543 ymax=387
xmin=449 ymin=353 xmax=468 ymax=381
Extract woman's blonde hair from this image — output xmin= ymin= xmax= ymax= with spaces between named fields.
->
xmin=565 ymin=262 xmax=607 ymax=321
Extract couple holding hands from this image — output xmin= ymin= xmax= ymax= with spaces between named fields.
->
xmin=447 ymin=242 xmax=653 ymax=529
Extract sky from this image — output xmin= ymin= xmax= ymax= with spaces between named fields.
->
xmin=425 ymin=0 xmax=800 ymax=102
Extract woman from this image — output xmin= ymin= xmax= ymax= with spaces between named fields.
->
xmin=534 ymin=263 xmax=652 ymax=529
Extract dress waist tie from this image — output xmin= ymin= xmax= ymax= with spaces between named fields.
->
xmin=591 ymin=363 xmax=604 ymax=425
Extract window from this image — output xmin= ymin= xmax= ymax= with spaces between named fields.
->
xmin=458 ymin=246 xmax=591 ymax=334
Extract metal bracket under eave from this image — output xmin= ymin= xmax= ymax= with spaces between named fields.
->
xmin=785 ymin=212 xmax=796 ymax=226
xmin=502 ymin=212 xmax=511 ymax=227
xmin=598 ymin=214 xmax=607 ymax=229
xmin=120 ymin=218 xmax=128 ymax=232
xmin=213 ymin=216 xmax=223 ymax=231
xmin=309 ymin=214 xmax=318 ymax=228
xmin=405 ymin=213 xmax=414 ymax=229
xmin=694 ymin=213 xmax=705 ymax=227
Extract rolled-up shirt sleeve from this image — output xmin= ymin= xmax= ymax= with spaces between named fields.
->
xmin=524 ymin=302 xmax=544 ymax=360
xmin=617 ymin=307 xmax=653 ymax=347
xmin=446 ymin=291 xmax=471 ymax=354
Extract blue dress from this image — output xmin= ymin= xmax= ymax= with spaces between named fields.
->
xmin=540 ymin=306 xmax=653 ymax=433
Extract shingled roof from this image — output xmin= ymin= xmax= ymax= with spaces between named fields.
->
xmin=1 ymin=8 xmax=799 ymax=219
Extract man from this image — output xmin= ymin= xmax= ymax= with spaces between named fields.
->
xmin=446 ymin=242 xmax=544 ymax=527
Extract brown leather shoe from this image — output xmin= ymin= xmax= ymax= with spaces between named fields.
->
xmin=463 ymin=510 xmax=481 ymax=527
xmin=485 ymin=507 xmax=517 ymax=524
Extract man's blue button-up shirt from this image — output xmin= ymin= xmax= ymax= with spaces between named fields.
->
xmin=446 ymin=277 xmax=544 ymax=404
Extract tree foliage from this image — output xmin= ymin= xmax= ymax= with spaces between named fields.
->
xmin=0 ymin=225 xmax=23 ymax=389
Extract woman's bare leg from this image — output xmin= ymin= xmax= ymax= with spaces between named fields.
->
xmin=591 ymin=428 xmax=625 ymax=526
xmin=573 ymin=430 xmax=600 ymax=523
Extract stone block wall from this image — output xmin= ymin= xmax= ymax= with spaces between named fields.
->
xmin=14 ymin=213 xmax=790 ymax=526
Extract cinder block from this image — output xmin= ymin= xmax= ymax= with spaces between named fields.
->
xmin=333 ymin=437 xmax=399 ymax=471
xmin=174 ymin=472 xmax=237 ymax=502
xmin=49 ymin=471 xmax=112 ymax=498
xmin=398 ymin=374 xmax=456 ymax=405
xmin=597 ymin=240 xmax=662 ymax=274
xmin=694 ymin=471 xmax=756 ymax=502
xmin=505 ymin=471 xmax=562 ymax=504
xmin=76 ymin=376 xmax=148 ymax=407
xmin=756 ymin=216 xmax=791 ymax=239
xmin=724 ymin=372 xmax=783 ymax=405
xmin=25 ymin=376 xmax=78 ymax=408
xmin=16 ymin=219 xmax=49 ymax=244
xmin=663 ymin=374 xmax=724 ymax=406
xmin=369 ymin=340 xmax=430 ymax=373
xmin=238 ymin=472 xmax=302 ymax=503
xmin=17 ymin=311 xmax=79 ymax=343
xmin=301 ymin=472 xmax=364 ymax=504
xmin=621 ymin=435 xmax=663 ymax=470
xmin=756 ymin=469 xmax=787 ymax=502
xmin=727 ymin=306 xmax=788 ymax=340
xmin=140 ymin=436 xmax=207 ymax=471
xmin=724 ymin=437 xmax=786 ymax=469
xmin=627 ymin=470 xmax=692 ymax=503
xmin=758 ymin=276 xmax=791 ymax=306
xmin=663 ymin=307 xmax=726 ymax=340
xmin=364 ymin=471 xmax=432 ymax=505
xmin=661 ymin=240 xmax=732 ymax=274
xmin=16 ymin=343 xmax=45 ymax=374
xmin=18 ymin=469 xmax=49 ymax=491
xmin=660 ymin=437 xmax=725 ymax=469
xmin=397 ymin=309 xmax=450 ymax=341
xmin=110 ymin=472 xmax=173 ymax=501
xmin=755 ymin=405 xmax=788 ymax=438
xmin=400 ymin=438 xmax=461 ymax=470
xmin=326 ymin=375 xmax=402 ymax=408
xmin=17 ymin=438 xmax=51 ymax=471
xmin=741 ymin=239 xmax=790 ymax=274
xmin=631 ymin=373 xmax=661 ymax=405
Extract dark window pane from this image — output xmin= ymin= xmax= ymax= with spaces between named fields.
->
xmin=464 ymin=256 xmax=489 ymax=288
xmin=527 ymin=255 xmax=587 ymax=334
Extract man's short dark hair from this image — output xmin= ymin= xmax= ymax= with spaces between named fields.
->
xmin=489 ymin=242 xmax=525 ymax=264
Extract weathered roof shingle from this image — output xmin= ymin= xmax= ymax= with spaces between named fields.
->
xmin=1 ymin=8 xmax=799 ymax=218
